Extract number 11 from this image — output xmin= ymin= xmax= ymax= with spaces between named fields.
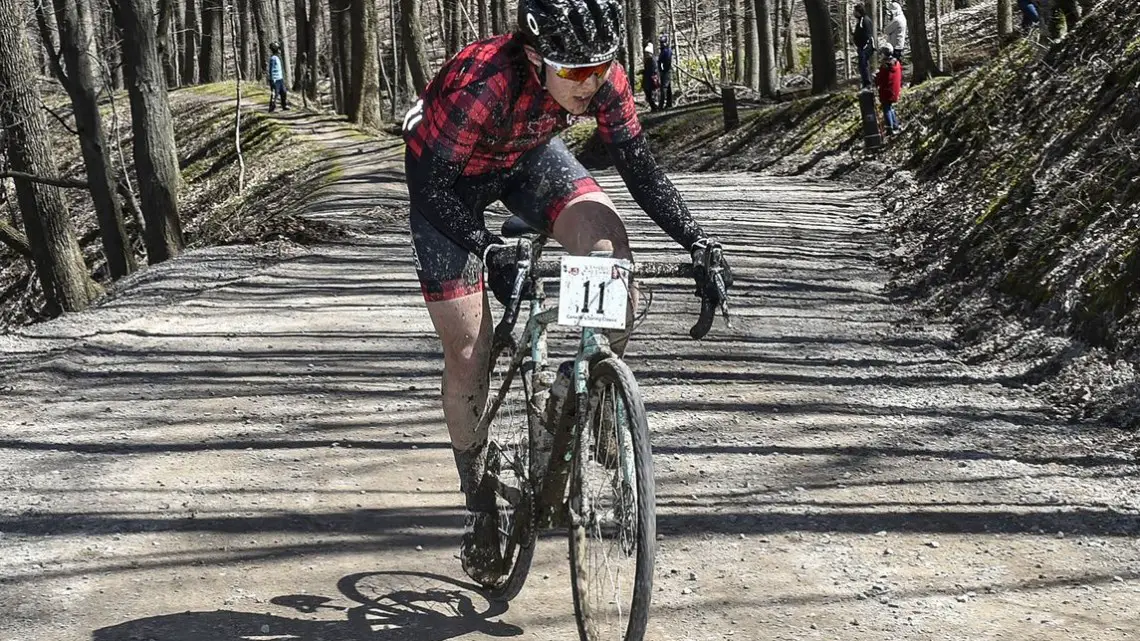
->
xmin=581 ymin=281 xmax=607 ymax=315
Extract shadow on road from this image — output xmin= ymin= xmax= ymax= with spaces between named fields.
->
xmin=91 ymin=570 xmax=522 ymax=641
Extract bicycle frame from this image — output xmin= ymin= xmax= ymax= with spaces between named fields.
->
xmin=495 ymin=236 xmax=632 ymax=530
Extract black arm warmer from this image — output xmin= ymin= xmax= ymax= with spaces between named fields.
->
xmin=609 ymin=133 xmax=706 ymax=250
xmin=405 ymin=148 xmax=499 ymax=258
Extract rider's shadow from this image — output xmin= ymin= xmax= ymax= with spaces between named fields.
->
xmin=91 ymin=571 xmax=523 ymax=641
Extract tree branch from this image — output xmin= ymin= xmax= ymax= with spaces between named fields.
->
xmin=0 ymin=171 xmax=89 ymax=190
xmin=33 ymin=0 xmax=71 ymax=90
xmin=41 ymin=104 xmax=79 ymax=136
xmin=0 ymin=219 xmax=33 ymax=259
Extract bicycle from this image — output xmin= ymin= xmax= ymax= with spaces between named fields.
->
xmin=472 ymin=215 xmax=730 ymax=641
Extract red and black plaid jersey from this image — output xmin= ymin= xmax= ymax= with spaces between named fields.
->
xmin=405 ymin=34 xmax=642 ymax=176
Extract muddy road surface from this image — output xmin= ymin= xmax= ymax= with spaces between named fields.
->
xmin=1 ymin=122 xmax=1138 ymax=641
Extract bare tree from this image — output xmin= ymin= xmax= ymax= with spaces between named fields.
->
xmin=51 ymin=0 xmax=136 ymax=279
xmin=625 ymin=0 xmax=641 ymax=85
xmin=200 ymin=0 xmax=225 ymax=81
xmin=756 ymin=0 xmax=776 ymax=96
xmin=252 ymin=0 xmax=274 ymax=80
xmin=182 ymin=0 xmax=200 ymax=83
xmin=349 ymin=0 xmax=382 ymax=126
xmin=329 ymin=0 xmax=352 ymax=111
xmin=997 ymin=0 xmax=1012 ymax=36
xmin=157 ymin=0 xmax=178 ymax=86
xmin=293 ymin=0 xmax=308 ymax=89
xmin=906 ymin=0 xmax=937 ymax=83
xmin=400 ymin=0 xmax=429 ymax=94
xmin=111 ymin=0 xmax=186 ymax=263
xmin=238 ymin=0 xmax=254 ymax=80
xmin=744 ymin=0 xmax=758 ymax=87
xmin=305 ymin=0 xmax=322 ymax=101
xmin=804 ymin=0 xmax=836 ymax=93
xmin=640 ymin=0 xmax=658 ymax=50
xmin=780 ymin=0 xmax=795 ymax=71
xmin=0 ymin=0 xmax=98 ymax=313
xmin=274 ymin=0 xmax=289 ymax=82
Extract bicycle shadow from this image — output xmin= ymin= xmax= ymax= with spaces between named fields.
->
xmin=91 ymin=570 xmax=523 ymax=641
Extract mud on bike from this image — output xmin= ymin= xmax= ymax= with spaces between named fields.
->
xmin=472 ymin=215 xmax=730 ymax=641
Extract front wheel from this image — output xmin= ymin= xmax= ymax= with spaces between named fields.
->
xmin=568 ymin=357 xmax=656 ymax=641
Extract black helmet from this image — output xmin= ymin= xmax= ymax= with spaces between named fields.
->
xmin=518 ymin=0 xmax=624 ymax=65
xmin=269 ymin=42 xmax=280 ymax=53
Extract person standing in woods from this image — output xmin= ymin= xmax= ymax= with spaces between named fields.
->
xmin=400 ymin=0 xmax=732 ymax=586
xmin=267 ymin=42 xmax=288 ymax=111
xmin=1018 ymin=0 xmax=1042 ymax=30
xmin=642 ymin=41 xmax=660 ymax=111
xmin=657 ymin=33 xmax=674 ymax=109
xmin=852 ymin=4 xmax=875 ymax=88
xmin=883 ymin=1 xmax=908 ymax=61
xmin=874 ymin=44 xmax=903 ymax=134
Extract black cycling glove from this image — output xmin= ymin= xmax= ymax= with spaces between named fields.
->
xmin=690 ymin=238 xmax=733 ymax=307
xmin=482 ymin=242 xmax=533 ymax=308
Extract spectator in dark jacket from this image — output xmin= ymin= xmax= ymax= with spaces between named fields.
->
xmin=874 ymin=45 xmax=903 ymax=134
xmin=852 ymin=4 xmax=875 ymax=88
xmin=657 ymin=34 xmax=674 ymax=109
xmin=642 ymin=42 xmax=660 ymax=111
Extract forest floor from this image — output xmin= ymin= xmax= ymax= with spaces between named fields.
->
xmin=0 ymin=98 xmax=1138 ymax=641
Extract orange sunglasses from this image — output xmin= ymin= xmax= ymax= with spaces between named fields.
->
xmin=545 ymin=58 xmax=613 ymax=82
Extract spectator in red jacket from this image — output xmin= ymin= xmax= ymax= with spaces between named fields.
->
xmin=874 ymin=45 xmax=903 ymax=134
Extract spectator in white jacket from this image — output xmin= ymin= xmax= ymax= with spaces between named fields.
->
xmin=884 ymin=2 xmax=908 ymax=61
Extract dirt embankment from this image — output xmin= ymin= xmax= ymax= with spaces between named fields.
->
xmin=573 ymin=1 xmax=1140 ymax=434
xmin=0 ymin=85 xmax=344 ymax=331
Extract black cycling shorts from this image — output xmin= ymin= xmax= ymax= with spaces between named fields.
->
xmin=408 ymin=136 xmax=602 ymax=302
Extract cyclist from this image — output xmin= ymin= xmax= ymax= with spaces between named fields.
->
xmin=402 ymin=0 xmax=733 ymax=585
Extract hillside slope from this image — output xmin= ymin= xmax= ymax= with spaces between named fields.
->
xmin=572 ymin=1 xmax=1139 ymax=430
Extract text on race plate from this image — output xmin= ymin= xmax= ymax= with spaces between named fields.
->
xmin=557 ymin=255 xmax=632 ymax=330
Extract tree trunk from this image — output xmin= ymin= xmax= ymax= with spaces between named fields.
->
xmin=841 ymin=1 xmax=850 ymax=80
xmin=329 ymin=0 xmax=352 ymax=112
xmin=274 ymin=0 xmax=290 ymax=83
xmin=200 ymin=0 xmax=224 ymax=81
xmin=445 ymin=0 xmax=461 ymax=56
xmin=625 ymin=0 xmax=641 ymax=87
xmin=997 ymin=0 xmax=1012 ymax=36
xmin=306 ymin=0 xmax=322 ymax=100
xmin=640 ymin=0 xmax=658 ymax=51
xmin=52 ymin=0 xmax=136 ymax=279
xmin=238 ymin=0 xmax=254 ymax=80
xmin=182 ymin=0 xmax=199 ymax=83
xmin=731 ymin=0 xmax=744 ymax=82
xmin=477 ymin=0 xmax=489 ymax=38
xmin=934 ymin=0 xmax=943 ymax=70
xmin=400 ymin=0 xmax=430 ymax=94
xmin=157 ymin=0 xmax=178 ymax=87
xmin=744 ymin=0 xmax=758 ymax=88
xmin=0 ymin=0 xmax=98 ymax=313
xmin=781 ymin=0 xmax=796 ymax=71
xmin=100 ymin=9 xmax=124 ymax=90
xmin=252 ymin=0 xmax=273 ymax=81
xmin=349 ymin=0 xmax=382 ymax=126
xmin=111 ymin=0 xmax=185 ymax=264
xmin=803 ymin=0 xmax=835 ymax=93
xmin=756 ymin=0 xmax=776 ymax=96
xmin=906 ymin=0 xmax=936 ymax=83
xmin=294 ymin=0 xmax=308 ymax=90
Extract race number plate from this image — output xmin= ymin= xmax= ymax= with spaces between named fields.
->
xmin=557 ymin=255 xmax=632 ymax=330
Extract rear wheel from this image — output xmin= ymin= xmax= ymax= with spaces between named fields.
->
xmin=481 ymin=348 xmax=539 ymax=601
xmin=568 ymin=357 xmax=656 ymax=641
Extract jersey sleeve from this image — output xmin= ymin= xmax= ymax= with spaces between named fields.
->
xmin=417 ymin=72 xmax=506 ymax=165
xmin=592 ymin=63 xmax=642 ymax=146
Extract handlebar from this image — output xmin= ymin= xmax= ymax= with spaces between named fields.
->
xmin=493 ymin=239 xmax=730 ymax=351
